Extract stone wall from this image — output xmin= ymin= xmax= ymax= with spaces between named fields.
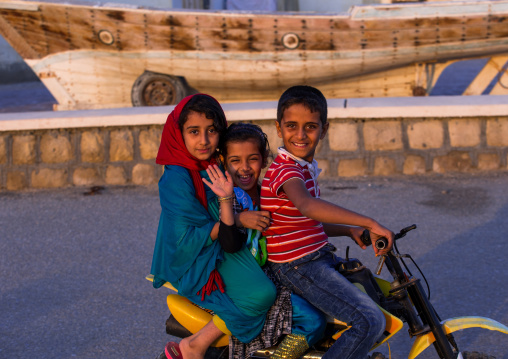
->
xmin=315 ymin=117 xmax=508 ymax=177
xmin=1 ymin=96 xmax=507 ymax=191
xmin=0 ymin=126 xmax=163 ymax=191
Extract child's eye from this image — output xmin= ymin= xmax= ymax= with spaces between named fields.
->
xmin=189 ymin=130 xmax=199 ymax=135
xmin=208 ymin=128 xmax=217 ymax=133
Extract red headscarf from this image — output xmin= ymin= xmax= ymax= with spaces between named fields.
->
xmin=156 ymin=93 xmax=227 ymax=210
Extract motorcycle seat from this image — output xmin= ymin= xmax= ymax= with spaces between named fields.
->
xmin=146 ymin=274 xmax=231 ymax=347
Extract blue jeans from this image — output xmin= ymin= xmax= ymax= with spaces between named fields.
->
xmin=268 ymin=244 xmax=385 ymax=359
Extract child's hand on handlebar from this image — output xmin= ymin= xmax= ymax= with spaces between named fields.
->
xmin=349 ymin=226 xmax=368 ymax=250
xmin=368 ymin=222 xmax=394 ymax=256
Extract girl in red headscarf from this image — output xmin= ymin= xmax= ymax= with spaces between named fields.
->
xmin=150 ymin=94 xmax=276 ymax=358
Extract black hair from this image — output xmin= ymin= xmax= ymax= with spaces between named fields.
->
xmin=277 ymin=85 xmax=328 ymax=125
xmin=178 ymin=94 xmax=227 ymax=134
xmin=220 ymin=122 xmax=270 ymax=166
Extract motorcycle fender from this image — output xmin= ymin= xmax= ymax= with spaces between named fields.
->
xmin=373 ymin=275 xmax=391 ymax=298
xmin=351 ymin=283 xmax=404 ymax=350
xmin=147 ymin=275 xmax=230 ymax=347
xmin=409 ymin=316 xmax=508 ymax=359
xmin=167 ymin=294 xmax=230 ymax=347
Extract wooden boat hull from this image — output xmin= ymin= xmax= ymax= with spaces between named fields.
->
xmin=1 ymin=0 xmax=508 ymax=109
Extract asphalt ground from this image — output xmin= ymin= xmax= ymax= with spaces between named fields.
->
xmin=1 ymin=172 xmax=508 ymax=359
xmin=1 ymin=81 xmax=507 ymax=358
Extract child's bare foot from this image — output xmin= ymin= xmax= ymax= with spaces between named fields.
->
xmin=179 ymin=337 xmax=207 ymax=359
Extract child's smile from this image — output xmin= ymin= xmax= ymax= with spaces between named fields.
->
xmin=225 ymin=140 xmax=264 ymax=201
xmin=276 ymin=103 xmax=328 ymax=162
xmin=238 ymin=173 xmax=254 ymax=185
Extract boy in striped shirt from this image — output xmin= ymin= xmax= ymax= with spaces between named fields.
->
xmin=260 ymin=85 xmax=394 ymax=359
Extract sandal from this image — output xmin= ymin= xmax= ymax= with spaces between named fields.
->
xmin=164 ymin=341 xmax=183 ymax=359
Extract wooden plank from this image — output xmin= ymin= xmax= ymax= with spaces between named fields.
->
xmin=465 ymin=56 xmax=508 ymax=95
xmin=0 ymin=1 xmax=39 ymax=11
xmin=38 ymin=73 xmax=76 ymax=109
xmin=462 ymin=56 xmax=507 ymax=95
xmin=0 ymin=13 xmax=40 ymax=58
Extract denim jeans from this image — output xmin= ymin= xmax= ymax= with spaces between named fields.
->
xmin=268 ymin=244 xmax=385 ymax=359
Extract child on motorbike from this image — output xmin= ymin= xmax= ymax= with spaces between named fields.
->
xmin=220 ymin=122 xmax=326 ymax=358
xmin=260 ymin=85 xmax=395 ymax=359
xmin=150 ymin=93 xmax=277 ymax=359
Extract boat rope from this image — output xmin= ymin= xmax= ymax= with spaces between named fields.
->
xmin=489 ymin=58 xmax=508 ymax=89
xmin=425 ymin=63 xmax=436 ymax=94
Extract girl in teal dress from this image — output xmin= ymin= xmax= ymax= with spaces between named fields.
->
xmin=150 ymin=94 xmax=276 ymax=358
xmin=220 ymin=123 xmax=326 ymax=359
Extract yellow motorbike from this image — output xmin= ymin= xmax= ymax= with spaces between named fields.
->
xmin=149 ymin=224 xmax=508 ymax=358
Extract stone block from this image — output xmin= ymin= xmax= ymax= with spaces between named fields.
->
xmin=403 ymin=155 xmax=426 ymax=175
xmin=338 ymin=158 xmax=367 ymax=177
xmin=316 ymin=159 xmax=330 ymax=177
xmin=373 ymin=156 xmax=397 ymax=176
xmin=328 ymin=122 xmax=358 ymax=152
xmin=105 ymin=165 xmax=128 ymax=185
xmin=40 ymin=132 xmax=73 ymax=163
xmin=81 ymin=130 xmax=105 ymax=163
xmin=156 ymin=164 xmax=164 ymax=178
xmin=73 ymin=167 xmax=101 ymax=186
xmin=408 ymin=120 xmax=444 ymax=149
xmin=0 ymin=136 xmax=6 ymax=164
xmin=7 ymin=171 xmax=27 ymax=191
xmin=31 ymin=168 xmax=68 ymax=188
xmin=12 ymin=135 xmax=36 ymax=165
xmin=110 ymin=129 xmax=134 ymax=162
xmin=448 ymin=119 xmax=481 ymax=148
xmin=363 ymin=121 xmax=403 ymax=151
xmin=132 ymin=164 xmax=157 ymax=185
xmin=139 ymin=128 xmax=162 ymax=160
xmin=477 ymin=153 xmax=499 ymax=171
xmin=486 ymin=118 xmax=508 ymax=147
xmin=432 ymin=152 xmax=472 ymax=173
xmin=259 ymin=122 xmax=283 ymax=151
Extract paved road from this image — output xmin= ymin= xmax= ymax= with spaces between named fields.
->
xmin=1 ymin=173 xmax=507 ymax=359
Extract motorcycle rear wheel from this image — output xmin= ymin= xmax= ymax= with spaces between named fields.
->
xmin=462 ymin=352 xmax=496 ymax=359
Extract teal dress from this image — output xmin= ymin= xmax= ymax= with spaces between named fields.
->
xmin=150 ymin=165 xmax=276 ymax=343
xmin=233 ymin=187 xmax=326 ymax=347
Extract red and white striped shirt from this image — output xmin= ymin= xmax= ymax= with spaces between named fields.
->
xmin=261 ymin=150 xmax=328 ymax=263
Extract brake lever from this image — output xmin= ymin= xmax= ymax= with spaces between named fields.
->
xmin=375 ymin=256 xmax=386 ymax=275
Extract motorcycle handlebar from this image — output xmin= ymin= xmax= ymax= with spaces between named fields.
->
xmin=360 ymin=224 xmax=417 ymax=250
